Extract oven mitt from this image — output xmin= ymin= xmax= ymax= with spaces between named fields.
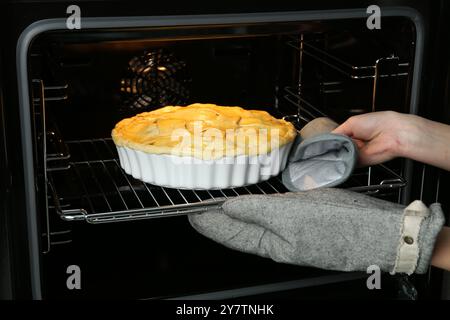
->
xmin=189 ymin=188 xmax=445 ymax=275
xmin=282 ymin=117 xmax=358 ymax=191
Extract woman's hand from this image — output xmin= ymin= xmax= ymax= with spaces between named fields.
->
xmin=332 ymin=111 xmax=416 ymax=166
xmin=332 ymin=111 xmax=450 ymax=171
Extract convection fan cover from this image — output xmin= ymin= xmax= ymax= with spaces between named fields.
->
xmin=120 ymin=49 xmax=190 ymax=111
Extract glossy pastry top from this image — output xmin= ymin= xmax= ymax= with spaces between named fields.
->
xmin=112 ymin=103 xmax=297 ymax=159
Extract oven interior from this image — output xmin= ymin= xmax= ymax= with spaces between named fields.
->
xmin=28 ymin=16 xmax=416 ymax=299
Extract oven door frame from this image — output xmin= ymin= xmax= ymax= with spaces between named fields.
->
xmin=16 ymin=7 xmax=425 ymax=299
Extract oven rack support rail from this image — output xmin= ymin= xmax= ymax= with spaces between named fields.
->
xmin=287 ymin=37 xmax=410 ymax=80
xmin=48 ymin=138 xmax=406 ymax=224
xmin=287 ymin=35 xmax=411 ymax=115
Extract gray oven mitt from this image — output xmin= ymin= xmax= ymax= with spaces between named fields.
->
xmin=189 ymin=188 xmax=445 ymax=275
xmin=282 ymin=117 xmax=358 ymax=191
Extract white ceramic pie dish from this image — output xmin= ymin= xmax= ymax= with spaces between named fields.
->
xmin=116 ymin=141 xmax=293 ymax=190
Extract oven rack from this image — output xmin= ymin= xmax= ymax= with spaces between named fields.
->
xmin=283 ymin=86 xmax=327 ymax=121
xmin=48 ymin=138 xmax=406 ymax=224
xmin=287 ymin=37 xmax=410 ymax=80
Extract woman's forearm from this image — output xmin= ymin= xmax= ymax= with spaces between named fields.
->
xmin=395 ymin=115 xmax=450 ymax=271
xmin=431 ymin=226 xmax=450 ymax=271
xmin=398 ymin=115 xmax=450 ymax=171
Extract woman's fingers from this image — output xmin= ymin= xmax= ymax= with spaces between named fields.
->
xmin=356 ymin=136 xmax=397 ymax=167
xmin=332 ymin=113 xmax=385 ymax=141
xmin=351 ymin=138 xmax=366 ymax=149
xmin=332 ymin=119 xmax=354 ymax=137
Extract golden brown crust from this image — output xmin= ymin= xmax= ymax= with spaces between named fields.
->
xmin=111 ymin=103 xmax=297 ymax=159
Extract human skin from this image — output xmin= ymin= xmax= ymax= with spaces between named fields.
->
xmin=333 ymin=111 xmax=450 ymax=271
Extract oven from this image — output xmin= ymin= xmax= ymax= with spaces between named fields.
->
xmin=1 ymin=0 xmax=450 ymax=300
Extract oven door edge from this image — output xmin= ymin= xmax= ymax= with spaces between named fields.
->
xmin=15 ymin=7 xmax=425 ymax=299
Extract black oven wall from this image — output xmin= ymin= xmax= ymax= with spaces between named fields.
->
xmin=0 ymin=41 xmax=14 ymax=300
xmin=413 ymin=0 xmax=450 ymax=299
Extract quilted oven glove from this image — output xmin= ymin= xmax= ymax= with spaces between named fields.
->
xmin=282 ymin=117 xmax=358 ymax=191
xmin=189 ymin=188 xmax=445 ymax=275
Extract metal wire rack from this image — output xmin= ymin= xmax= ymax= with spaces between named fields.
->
xmin=48 ymin=138 xmax=289 ymax=223
xmin=48 ymin=138 xmax=406 ymax=224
